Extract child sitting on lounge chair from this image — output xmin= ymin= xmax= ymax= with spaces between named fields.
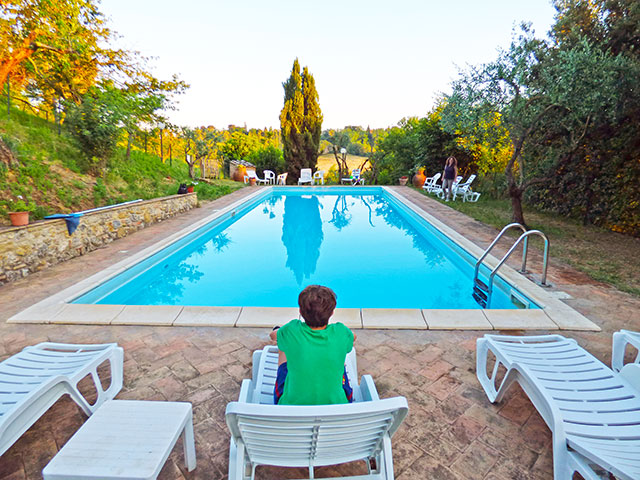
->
xmin=269 ymin=285 xmax=356 ymax=405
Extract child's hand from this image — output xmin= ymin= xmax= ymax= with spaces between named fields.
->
xmin=269 ymin=326 xmax=280 ymax=342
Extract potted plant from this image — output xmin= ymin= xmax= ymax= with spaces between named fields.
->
xmin=187 ymin=183 xmax=196 ymax=193
xmin=8 ymin=198 xmax=30 ymax=226
xmin=412 ymin=166 xmax=427 ymax=187
xmin=398 ymin=175 xmax=409 ymax=186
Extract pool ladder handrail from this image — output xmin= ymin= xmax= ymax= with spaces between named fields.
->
xmin=472 ymin=223 xmax=550 ymax=308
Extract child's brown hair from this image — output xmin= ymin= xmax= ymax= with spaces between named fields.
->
xmin=298 ymin=285 xmax=337 ymax=328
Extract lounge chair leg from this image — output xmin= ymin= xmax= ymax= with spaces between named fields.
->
xmin=183 ymin=410 xmax=197 ymax=471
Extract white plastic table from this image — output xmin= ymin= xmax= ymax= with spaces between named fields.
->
xmin=43 ymin=400 xmax=196 ymax=480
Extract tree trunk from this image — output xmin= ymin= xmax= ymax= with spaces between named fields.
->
xmin=126 ymin=131 xmax=132 ymax=160
xmin=6 ymin=76 xmax=10 ymax=119
xmin=0 ymin=138 xmax=18 ymax=168
xmin=509 ymin=184 xmax=527 ymax=227
xmin=188 ymin=161 xmax=195 ymax=180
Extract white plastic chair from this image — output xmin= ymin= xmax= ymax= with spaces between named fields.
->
xmin=422 ymin=172 xmax=441 ymax=193
xmin=452 ymin=174 xmax=477 ymax=201
xmin=263 ymin=170 xmax=276 ymax=185
xmin=341 ymin=168 xmax=364 ymax=185
xmin=298 ymin=168 xmax=313 ymax=185
xmin=613 ymin=329 xmax=640 ymax=373
xmin=226 ymin=346 xmax=408 ymax=480
xmin=476 ymin=334 xmax=640 ymax=480
xmin=277 ymin=172 xmax=288 ymax=185
xmin=0 ymin=342 xmax=123 ymax=457
xmin=312 ymin=170 xmax=325 ymax=185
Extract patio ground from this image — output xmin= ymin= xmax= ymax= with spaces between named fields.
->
xmin=1 ymin=186 xmax=638 ymax=479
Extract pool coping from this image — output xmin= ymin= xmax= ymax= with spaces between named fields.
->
xmin=8 ymin=186 xmax=600 ymax=331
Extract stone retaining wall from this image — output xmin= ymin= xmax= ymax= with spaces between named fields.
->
xmin=0 ymin=193 xmax=197 ymax=285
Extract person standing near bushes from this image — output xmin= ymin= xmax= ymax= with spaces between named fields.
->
xmin=442 ymin=156 xmax=458 ymax=201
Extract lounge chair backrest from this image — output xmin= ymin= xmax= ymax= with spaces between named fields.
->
xmin=313 ymin=170 xmax=324 ymax=180
xmin=300 ymin=168 xmax=312 ymax=181
xmin=226 ymin=397 xmax=408 ymax=469
xmin=459 ymin=174 xmax=476 ymax=187
xmin=352 ymin=169 xmax=361 ymax=179
xmin=0 ymin=342 xmax=123 ymax=457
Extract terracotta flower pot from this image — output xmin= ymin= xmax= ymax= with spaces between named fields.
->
xmin=9 ymin=211 xmax=29 ymax=226
xmin=249 ymin=178 xmax=257 ymax=186
xmin=398 ymin=176 xmax=408 ymax=186
xmin=233 ymin=165 xmax=247 ymax=182
xmin=187 ymin=186 xmax=194 ymax=193
xmin=413 ymin=168 xmax=426 ymax=187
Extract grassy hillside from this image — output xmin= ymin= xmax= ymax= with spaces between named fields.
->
xmin=0 ymin=108 xmax=243 ymax=226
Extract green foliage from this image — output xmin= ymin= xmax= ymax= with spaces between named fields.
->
xmin=321 ymin=126 xmax=379 ymax=156
xmin=248 ymin=145 xmax=285 ymax=176
xmin=441 ymin=17 xmax=640 ymax=229
xmin=64 ymin=83 xmax=127 ymax=173
xmin=218 ymin=130 xmax=259 ymax=161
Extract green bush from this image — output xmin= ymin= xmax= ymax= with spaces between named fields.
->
xmin=248 ymin=146 xmax=285 ymax=176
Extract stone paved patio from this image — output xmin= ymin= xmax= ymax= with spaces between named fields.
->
xmin=1 ymin=186 xmax=639 ymax=479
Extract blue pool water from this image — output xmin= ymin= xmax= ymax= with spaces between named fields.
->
xmin=74 ymin=187 xmax=538 ymax=309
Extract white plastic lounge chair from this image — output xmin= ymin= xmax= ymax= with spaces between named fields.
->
xmin=476 ymin=334 xmax=640 ymax=480
xmin=298 ymin=168 xmax=313 ymax=185
xmin=263 ymin=170 xmax=276 ymax=185
xmin=613 ymin=329 xmax=640 ymax=373
xmin=312 ymin=170 xmax=325 ymax=185
xmin=434 ymin=175 xmax=462 ymax=198
xmin=277 ymin=172 xmax=288 ymax=185
xmin=0 ymin=342 xmax=123 ymax=457
xmin=422 ymin=172 xmax=441 ymax=193
xmin=226 ymin=346 xmax=408 ymax=480
xmin=463 ymin=190 xmax=481 ymax=202
xmin=341 ymin=168 xmax=364 ymax=185
xmin=452 ymin=174 xmax=477 ymax=201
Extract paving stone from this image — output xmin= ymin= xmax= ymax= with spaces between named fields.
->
xmin=173 ymin=306 xmax=241 ymax=327
xmin=111 ymin=305 xmax=183 ymax=326
xmin=450 ymin=440 xmax=500 ymax=480
xmin=50 ymin=303 xmax=125 ymax=325
xmin=483 ymin=308 xmax=559 ymax=330
xmin=330 ymin=308 xmax=362 ymax=328
xmin=235 ymin=307 xmax=299 ymax=327
xmin=424 ymin=309 xmax=492 ymax=330
xmin=361 ymin=308 xmax=427 ymax=329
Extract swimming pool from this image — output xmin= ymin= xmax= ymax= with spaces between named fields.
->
xmin=73 ymin=187 xmax=538 ymax=310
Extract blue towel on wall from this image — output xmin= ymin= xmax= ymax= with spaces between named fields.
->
xmin=44 ymin=213 xmax=83 ymax=235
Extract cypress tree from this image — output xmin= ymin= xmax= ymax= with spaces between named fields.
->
xmin=301 ymin=66 xmax=323 ymax=172
xmin=280 ymin=59 xmax=322 ymax=183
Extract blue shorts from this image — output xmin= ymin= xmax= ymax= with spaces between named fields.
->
xmin=274 ymin=362 xmax=354 ymax=404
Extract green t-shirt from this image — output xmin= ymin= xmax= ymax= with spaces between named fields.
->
xmin=277 ymin=319 xmax=354 ymax=405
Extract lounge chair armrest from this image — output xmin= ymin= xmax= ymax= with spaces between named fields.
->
xmin=238 ymin=379 xmax=253 ymax=403
xmin=619 ymin=364 xmax=640 ymax=392
xmin=612 ymin=330 xmax=640 ymax=372
xmin=359 ymin=375 xmax=380 ymax=401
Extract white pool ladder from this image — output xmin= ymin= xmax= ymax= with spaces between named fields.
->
xmin=472 ymin=223 xmax=550 ymax=308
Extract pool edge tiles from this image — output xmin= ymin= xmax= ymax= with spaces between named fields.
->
xmin=8 ymin=186 xmax=600 ymax=331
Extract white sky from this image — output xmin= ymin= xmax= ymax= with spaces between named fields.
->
xmin=100 ymin=0 xmax=557 ymax=129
